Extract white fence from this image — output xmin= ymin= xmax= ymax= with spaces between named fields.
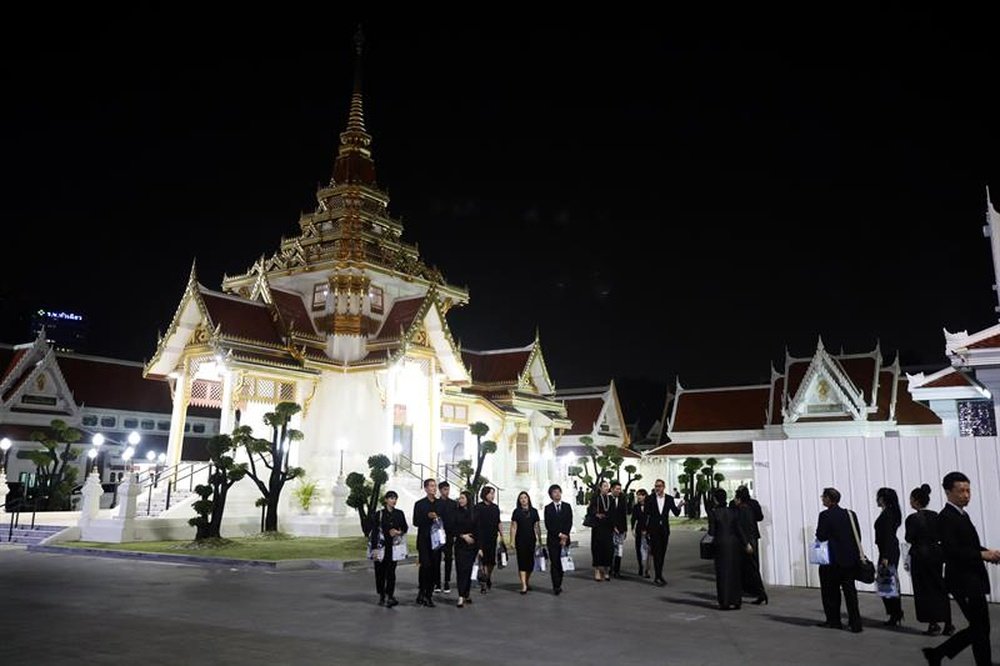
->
xmin=753 ymin=437 xmax=1000 ymax=598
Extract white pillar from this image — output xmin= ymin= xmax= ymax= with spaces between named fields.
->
xmin=114 ymin=474 xmax=139 ymax=522
xmin=79 ymin=471 xmax=103 ymax=525
xmin=218 ymin=369 xmax=236 ymax=435
xmin=0 ymin=471 xmax=7 ymax=515
xmin=166 ymin=368 xmax=190 ymax=468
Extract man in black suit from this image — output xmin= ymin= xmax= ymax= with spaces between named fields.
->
xmin=923 ymin=471 xmax=1000 ymax=666
xmin=815 ymin=487 xmax=863 ymax=633
xmin=544 ymin=484 xmax=573 ymax=595
xmin=610 ymin=481 xmax=628 ymax=578
xmin=644 ymin=478 xmax=682 ymax=586
xmin=412 ymin=478 xmax=441 ymax=607
xmin=433 ymin=481 xmax=458 ymax=594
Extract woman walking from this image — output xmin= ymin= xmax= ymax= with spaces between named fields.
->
xmin=631 ymin=488 xmax=650 ymax=577
xmin=588 ymin=480 xmax=614 ymax=581
xmin=510 ymin=491 xmax=542 ymax=594
xmin=708 ymin=488 xmax=750 ymax=610
xmin=734 ymin=490 xmax=767 ymax=605
xmin=452 ymin=490 xmax=478 ymax=608
xmin=475 ymin=486 xmax=503 ymax=594
xmin=370 ymin=490 xmax=407 ymax=608
xmin=874 ymin=487 xmax=904 ymax=626
xmin=905 ymin=483 xmax=955 ymax=636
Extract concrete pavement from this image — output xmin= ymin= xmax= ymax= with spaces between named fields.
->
xmin=0 ymin=530 xmax=996 ymax=665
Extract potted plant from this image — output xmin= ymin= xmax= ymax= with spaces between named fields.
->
xmin=293 ymin=478 xmax=317 ymax=515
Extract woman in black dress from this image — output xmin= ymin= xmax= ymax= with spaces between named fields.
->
xmin=452 ymin=490 xmax=478 ymax=608
xmin=510 ymin=491 xmax=542 ymax=594
xmin=475 ymin=485 xmax=503 ymax=594
xmin=904 ymin=483 xmax=955 ymax=636
xmin=588 ymin=480 xmax=614 ymax=581
xmin=708 ymin=488 xmax=750 ymax=610
xmin=874 ymin=487 xmax=903 ymax=626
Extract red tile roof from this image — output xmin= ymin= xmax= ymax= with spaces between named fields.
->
xmin=785 ymin=356 xmax=877 ymax=403
xmin=1 ymin=348 xmax=25 ymax=384
xmin=270 ymin=289 xmax=317 ymax=336
xmin=922 ymin=370 xmax=974 ymax=389
xmin=462 ymin=349 xmax=531 ymax=386
xmin=895 ymin=379 xmax=942 ymax=425
xmin=562 ymin=397 xmax=604 ymax=436
xmin=374 ymin=297 xmax=425 ymax=342
xmin=672 ymin=387 xmax=770 ymax=432
xmin=59 ymin=356 xmax=175 ymax=413
xmin=646 ymin=442 xmax=753 ymax=456
xmin=968 ymin=334 xmax=1000 ymax=349
xmin=200 ymin=291 xmax=284 ymax=346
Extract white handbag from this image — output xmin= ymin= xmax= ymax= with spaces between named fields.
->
xmin=392 ymin=535 xmax=408 ymax=561
xmin=809 ymin=539 xmax=831 ymax=565
xmin=471 ymin=555 xmax=480 ymax=582
xmin=560 ymin=546 xmax=575 ymax=572
xmin=430 ymin=518 xmax=447 ymax=551
xmin=534 ymin=546 xmax=547 ymax=572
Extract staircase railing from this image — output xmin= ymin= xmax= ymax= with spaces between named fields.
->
xmin=394 ymin=456 xmax=504 ymax=506
xmin=4 ymin=495 xmax=45 ymax=541
xmin=113 ymin=461 xmax=212 ymax=517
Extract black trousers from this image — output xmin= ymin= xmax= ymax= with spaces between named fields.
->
xmin=635 ymin=532 xmax=646 ymax=573
xmin=547 ymin=539 xmax=564 ymax=591
xmin=612 ymin=531 xmax=623 ymax=574
xmin=649 ymin=529 xmax=670 ymax=581
xmin=417 ymin=542 xmax=436 ymax=598
xmin=454 ymin=547 xmax=476 ymax=598
xmin=374 ymin=559 xmax=397 ymax=598
xmin=435 ymin=537 xmax=454 ymax=587
xmin=934 ymin=592 xmax=991 ymax=665
xmin=819 ymin=564 xmax=861 ymax=630
xmin=742 ymin=538 xmax=765 ymax=597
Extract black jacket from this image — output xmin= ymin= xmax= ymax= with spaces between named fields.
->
xmin=413 ymin=496 xmax=441 ymax=544
xmin=816 ymin=506 xmax=862 ymax=568
xmin=609 ymin=494 xmax=628 ymax=533
xmin=644 ymin=493 xmax=681 ymax=535
xmin=438 ymin=497 xmax=458 ymax=535
xmin=938 ymin=503 xmax=990 ymax=596
xmin=544 ymin=501 xmax=573 ymax=543
xmin=874 ymin=509 xmax=901 ymax=566
xmin=369 ymin=507 xmax=408 ymax=549
xmin=630 ymin=503 xmax=646 ymax=534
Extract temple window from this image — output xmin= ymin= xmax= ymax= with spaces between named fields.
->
xmin=958 ymin=399 xmax=997 ymax=436
xmin=192 ymin=423 xmax=206 ymax=434
xmin=82 ymin=415 xmax=98 ymax=427
xmin=141 ymin=419 xmax=155 ymax=430
xmin=157 ymin=421 xmax=170 ymax=431
xmin=370 ymin=285 xmax=384 ymax=314
xmin=100 ymin=416 xmax=116 ymax=428
xmin=516 ymin=432 xmax=529 ymax=474
xmin=312 ymin=283 xmax=328 ymax=311
xmin=123 ymin=418 xmax=138 ymax=429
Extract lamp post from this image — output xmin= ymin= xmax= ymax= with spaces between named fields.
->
xmin=122 ymin=446 xmax=135 ymax=474
xmin=332 ymin=439 xmax=349 ymax=519
xmin=0 ymin=437 xmax=11 ymax=474
xmin=91 ymin=433 xmax=104 ymax=482
xmin=87 ymin=448 xmax=99 ymax=477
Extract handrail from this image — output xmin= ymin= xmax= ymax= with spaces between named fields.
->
xmin=395 ymin=455 xmax=504 ymax=505
xmin=4 ymin=495 xmax=44 ymax=541
xmin=110 ymin=461 xmax=211 ymax=516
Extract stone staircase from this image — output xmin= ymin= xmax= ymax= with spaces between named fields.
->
xmin=1 ymin=525 xmax=67 ymax=545
xmin=139 ymin=488 xmax=195 ymax=518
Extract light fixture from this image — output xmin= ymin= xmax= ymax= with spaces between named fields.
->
xmin=157 ymin=453 xmax=166 ymax=464
xmin=128 ymin=431 xmax=141 ymax=446
xmin=92 ymin=433 xmax=105 ymax=447
xmin=146 ymin=451 xmax=156 ymax=462
xmin=88 ymin=448 xmax=98 ymax=461
xmin=0 ymin=437 xmax=11 ymax=452
xmin=392 ymin=442 xmax=402 ymax=455
xmin=122 ymin=447 xmax=134 ymax=461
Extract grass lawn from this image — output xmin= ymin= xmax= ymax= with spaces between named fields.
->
xmin=62 ymin=534 xmax=418 ymax=561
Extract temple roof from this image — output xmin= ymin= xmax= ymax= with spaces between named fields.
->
xmin=374 ymin=297 xmax=425 ymax=342
xmin=562 ymin=396 xmax=604 ymax=436
xmin=646 ymin=442 xmax=753 ymax=457
xmin=462 ymin=347 xmax=533 ymax=385
xmin=671 ymin=385 xmax=770 ymax=432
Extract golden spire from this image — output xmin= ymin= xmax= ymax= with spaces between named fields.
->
xmin=335 ymin=24 xmax=374 ymax=173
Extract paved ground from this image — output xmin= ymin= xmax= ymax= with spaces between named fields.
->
xmin=1 ymin=531 xmax=997 ymax=665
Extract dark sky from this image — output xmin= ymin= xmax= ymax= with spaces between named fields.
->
xmin=1 ymin=16 xmax=997 ymax=402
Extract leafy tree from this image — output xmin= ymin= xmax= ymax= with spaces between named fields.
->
xmin=679 ymin=457 xmax=704 ymax=518
xmin=567 ymin=436 xmax=626 ymax=493
xmin=236 ymin=402 xmax=306 ymax=532
xmin=456 ymin=421 xmax=496 ymax=495
xmin=188 ymin=430 xmax=249 ymax=541
xmin=346 ymin=454 xmax=391 ymax=534
xmin=28 ymin=419 xmax=83 ymax=510
xmin=621 ymin=464 xmax=643 ymax=494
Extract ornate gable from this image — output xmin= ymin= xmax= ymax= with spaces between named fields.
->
xmin=1 ymin=337 xmax=79 ymax=417
xmin=784 ymin=338 xmax=867 ymax=422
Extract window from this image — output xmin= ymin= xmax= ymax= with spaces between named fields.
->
xmin=157 ymin=421 xmax=170 ymax=431
xmin=141 ymin=419 xmax=155 ymax=430
xmin=369 ymin=286 xmax=384 ymax=314
xmin=100 ymin=416 xmax=116 ymax=428
xmin=958 ymin=399 xmax=997 ymax=436
xmin=312 ymin=283 xmax=328 ymax=311
xmin=516 ymin=432 xmax=529 ymax=474
xmin=82 ymin=415 xmax=98 ymax=427
xmin=393 ymin=404 xmax=407 ymax=426
xmin=184 ymin=423 xmax=190 ymax=432
xmin=192 ymin=423 xmax=206 ymax=434
xmin=123 ymin=418 xmax=138 ymax=429
xmin=441 ymin=403 xmax=468 ymax=423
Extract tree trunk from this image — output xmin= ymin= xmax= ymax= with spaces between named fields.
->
xmin=208 ymin=483 xmax=229 ymax=539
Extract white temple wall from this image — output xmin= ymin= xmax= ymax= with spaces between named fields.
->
xmin=753 ymin=436 xmax=1000 ymax=598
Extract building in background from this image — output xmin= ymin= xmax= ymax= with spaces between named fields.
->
xmin=30 ymin=308 xmax=89 ymax=352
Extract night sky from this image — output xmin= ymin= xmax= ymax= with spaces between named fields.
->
xmin=2 ymin=17 xmax=997 ymax=420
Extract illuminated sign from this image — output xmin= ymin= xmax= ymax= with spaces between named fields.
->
xmin=37 ymin=309 xmax=84 ymax=321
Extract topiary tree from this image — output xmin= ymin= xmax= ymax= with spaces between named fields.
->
xmin=346 ymin=454 xmax=391 ymax=535
xmin=236 ymin=402 xmax=306 ymax=533
xmin=567 ymin=436 xmax=626 ymax=494
xmin=456 ymin=421 xmax=496 ymax=495
xmin=188 ymin=429 xmax=249 ymax=541
xmin=621 ymin=464 xmax=642 ymax=494
xmin=680 ymin=457 xmax=704 ymax=518
xmin=28 ymin=419 xmax=83 ymax=510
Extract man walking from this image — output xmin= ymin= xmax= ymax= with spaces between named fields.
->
xmin=645 ymin=479 xmax=682 ymax=586
xmin=923 ymin=471 xmax=1000 ymax=665
xmin=413 ymin=478 xmax=441 ymax=607
xmin=544 ymin=484 xmax=573 ymax=595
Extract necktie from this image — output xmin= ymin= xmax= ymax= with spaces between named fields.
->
xmin=556 ymin=503 xmax=560 ymax=513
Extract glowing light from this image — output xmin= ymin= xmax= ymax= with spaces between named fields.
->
xmin=146 ymin=451 xmax=156 ymax=462
xmin=88 ymin=448 xmax=98 ymax=460
xmin=128 ymin=431 xmax=141 ymax=446
xmin=392 ymin=442 xmax=402 ymax=455
xmin=157 ymin=453 xmax=166 ymax=464
xmin=91 ymin=433 xmax=105 ymax=447
xmin=0 ymin=438 xmax=11 ymax=452
xmin=122 ymin=447 xmax=134 ymax=462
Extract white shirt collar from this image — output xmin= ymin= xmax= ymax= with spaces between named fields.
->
xmin=947 ymin=501 xmax=967 ymax=516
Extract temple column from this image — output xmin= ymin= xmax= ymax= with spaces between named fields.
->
xmin=428 ymin=359 xmax=442 ymax=476
xmin=166 ymin=367 xmax=190 ymax=469
xmin=218 ymin=369 xmax=236 ymax=435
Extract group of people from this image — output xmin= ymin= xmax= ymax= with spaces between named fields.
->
xmin=704 ymin=485 xmax=769 ymax=609
xmin=813 ymin=472 xmax=999 ymax=666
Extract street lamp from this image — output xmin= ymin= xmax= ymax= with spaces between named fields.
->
xmin=122 ymin=446 xmax=135 ymax=473
xmin=128 ymin=431 xmax=141 ymax=447
xmin=87 ymin=448 xmax=98 ymax=476
xmin=0 ymin=437 xmax=11 ymax=474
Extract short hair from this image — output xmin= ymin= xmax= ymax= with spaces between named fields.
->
xmin=942 ymin=471 xmax=970 ymax=491
xmin=611 ymin=481 xmax=622 ymax=489
xmin=548 ymin=484 xmax=562 ymax=497
xmin=822 ymin=487 xmax=841 ymax=504
xmin=713 ymin=488 xmax=727 ymax=506
xmin=480 ymin=485 xmax=495 ymax=501
xmin=423 ymin=478 xmax=436 ymax=489
xmin=384 ymin=490 xmax=398 ymax=500
xmin=438 ymin=481 xmax=450 ymax=489
xmin=654 ymin=479 xmax=665 ymax=486
xmin=636 ymin=488 xmax=648 ymax=497
xmin=735 ymin=486 xmax=751 ymax=503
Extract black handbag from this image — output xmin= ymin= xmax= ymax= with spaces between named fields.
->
xmin=848 ymin=510 xmax=876 ymax=584
xmin=699 ymin=533 xmax=715 ymax=560
xmin=583 ymin=511 xmax=596 ymax=528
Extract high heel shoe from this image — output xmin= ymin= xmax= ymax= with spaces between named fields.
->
xmin=751 ymin=595 xmax=768 ymax=605
xmin=884 ymin=612 xmax=903 ymax=627
xmin=923 ymin=623 xmax=941 ymax=636
xmin=942 ymin=623 xmax=955 ymax=636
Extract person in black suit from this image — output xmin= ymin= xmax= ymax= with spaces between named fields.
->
xmin=434 ymin=481 xmax=458 ymax=594
xmin=815 ymin=487 xmax=863 ymax=633
xmin=544 ymin=484 xmax=573 ymax=595
xmin=370 ymin=490 xmax=408 ymax=607
xmin=733 ymin=489 xmax=767 ymax=604
xmin=874 ymin=487 xmax=903 ymax=626
xmin=922 ymin=471 xmax=1000 ymax=666
xmin=610 ymin=481 xmax=628 ymax=578
xmin=451 ymin=490 xmax=478 ymax=608
xmin=644 ymin=478 xmax=683 ymax=586
xmin=412 ymin=478 xmax=442 ymax=607
xmin=905 ymin=483 xmax=954 ymax=636
xmin=631 ymin=489 xmax=650 ymax=577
